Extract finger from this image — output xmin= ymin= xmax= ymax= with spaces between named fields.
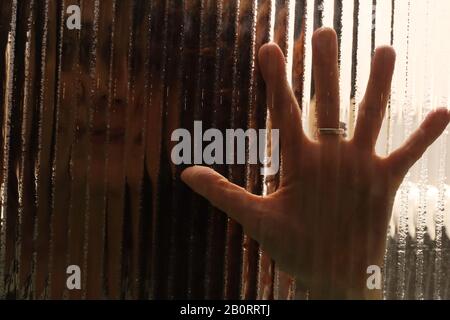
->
xmin=258 ymin=42 xmax=304 ymax=150
xmin=312 ymin=27 xmax=340 ymax=136
xmin=353 ymin=46 xmax=396 ymax=149
xmin=181 ymin=166 xmax=266 ymax=239
xmin=387 ymin=108 xmax=450 ymax=177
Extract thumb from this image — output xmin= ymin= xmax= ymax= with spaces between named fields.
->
xmin=387 ymin=108 xmax=450 ymax=177
xmin=181 ymin=166 xmax=266 ymax=239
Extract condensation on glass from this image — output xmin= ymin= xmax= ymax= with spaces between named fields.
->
xmin=0 ymin=0 xmax=449 ymax=300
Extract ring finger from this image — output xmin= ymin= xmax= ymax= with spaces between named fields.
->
xmin=312 ymin=28 xmax=341 ymax=141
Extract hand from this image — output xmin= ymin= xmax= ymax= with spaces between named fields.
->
xmin=181 ymin=28 xmax=450 ymax=299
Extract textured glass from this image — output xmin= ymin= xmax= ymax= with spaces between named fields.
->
xmin=0 ymin=0 xmax=449 ymax=300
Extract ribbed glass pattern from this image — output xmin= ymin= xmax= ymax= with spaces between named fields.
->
xmin=0 ymin=0 xmax=448 ymax=299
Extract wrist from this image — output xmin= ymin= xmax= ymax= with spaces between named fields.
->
xmin=299 ymin=256 xmax=385 ymax=300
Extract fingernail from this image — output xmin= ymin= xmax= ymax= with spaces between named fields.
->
xmin=376 ymin=46 xmax=396 ymax=65
xmin=261 ymin=44 xmax=283 ymax=80
xmin=313 ymin=27 xmax=336 ymax=59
